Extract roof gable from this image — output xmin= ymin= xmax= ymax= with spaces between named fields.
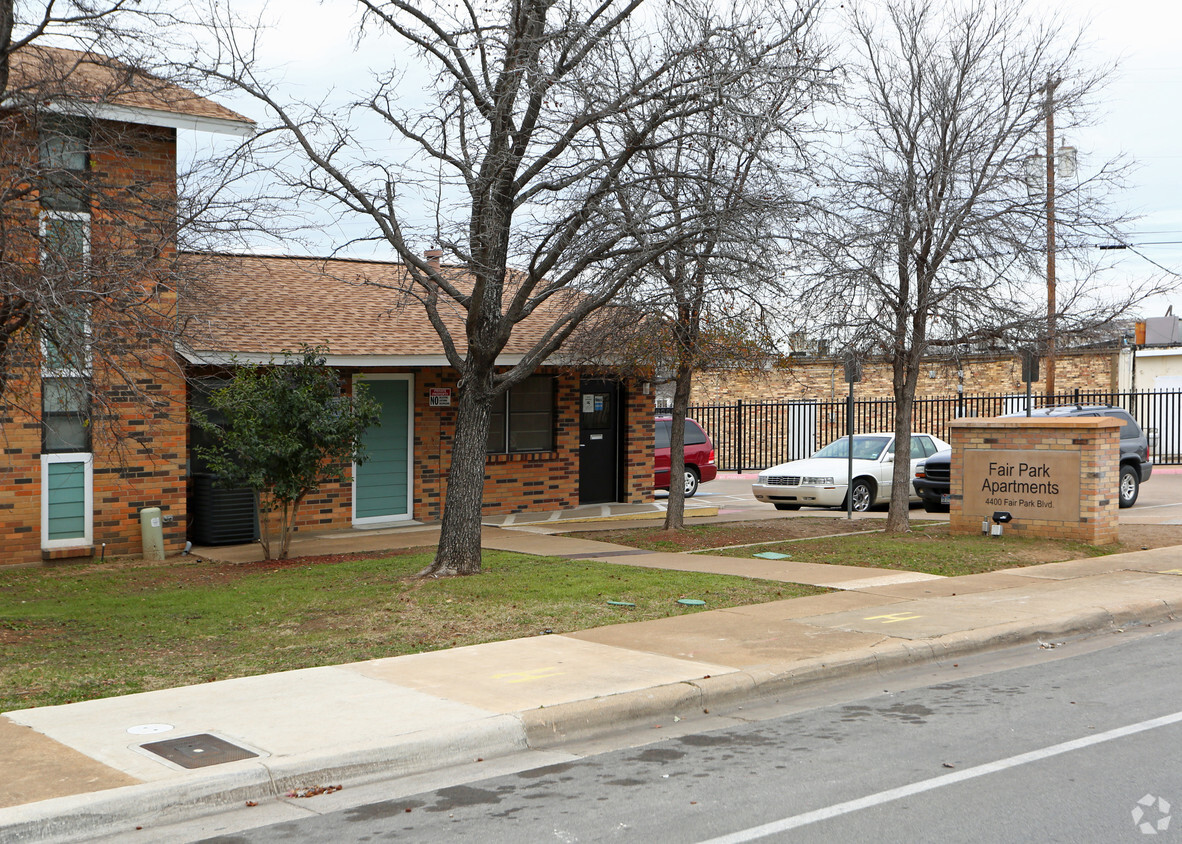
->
xmin=6 ymin=45 xmax=253 ymax=135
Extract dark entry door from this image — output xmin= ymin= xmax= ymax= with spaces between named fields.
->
xmin=579 ymin=379 xmax=620 ymax=504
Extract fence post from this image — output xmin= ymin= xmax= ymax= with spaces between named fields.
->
xmin=736 ymin=399 xmax=744 ymax=474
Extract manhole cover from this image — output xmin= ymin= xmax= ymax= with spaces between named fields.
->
xmin=140 ymin=734 xmax=258 ymax=769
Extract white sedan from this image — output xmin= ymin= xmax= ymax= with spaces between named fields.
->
xmin=751 ymin=433 xmax=951 ymax=512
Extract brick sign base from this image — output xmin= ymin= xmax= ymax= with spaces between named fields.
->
xmin=946 ymin=417 xmax=1120 ymax=545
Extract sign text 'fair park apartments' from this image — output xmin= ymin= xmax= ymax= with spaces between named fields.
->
xmin=962 ymin=449 xmax=1082 ymax=522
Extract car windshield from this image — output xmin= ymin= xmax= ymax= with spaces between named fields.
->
xmin=812 ymin=436 xmax=891 ymax=461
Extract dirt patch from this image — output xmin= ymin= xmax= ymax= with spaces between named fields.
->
xmin=0 ymin=622 xmax=68 ymax=646
xmin=1115 ymin=524 xmax=1182 ymax=550
xmin=130 ymin=548 xmax=428 ymax=589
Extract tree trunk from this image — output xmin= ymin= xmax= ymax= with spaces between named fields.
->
xmin=885 ymin=349 xmax=921 ymax=532
xmin=277 ymin=493 xmax=305 ymax=560
xmin=663 ymin=359 xmax=694 ymax=531
xmin=254 ymin=490 xmax=274 ymax=560
xmin=421 ymin=378 xmax=493 ymax=576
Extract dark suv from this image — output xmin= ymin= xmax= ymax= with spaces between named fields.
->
xmin=655 ymin=417 xmax=717 ymax=497
xmin=913 ymin=405 xmax=1153 ymax=512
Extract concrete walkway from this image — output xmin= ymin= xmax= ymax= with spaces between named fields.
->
xmin=3 ymin=511 xmax=1182 ymax=842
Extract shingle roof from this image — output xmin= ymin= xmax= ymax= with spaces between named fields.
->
xmin=179 ymin=253 xmax=574 ymax=363
xmin=7 ymin=45 xmax=253 ymax=127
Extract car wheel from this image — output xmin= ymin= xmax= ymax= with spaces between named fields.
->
xmin=683 ymin=467 xmax=700 ymax=498
xmin=774 ymin=503 xmax=801 ymax=511
xmin=1119 ymin=464 xmax=1139 ymax=508
xmin=922 ymin=502 xmax=949 ymax=514
xmin=848 ymin=478 xmax=873 ymax=512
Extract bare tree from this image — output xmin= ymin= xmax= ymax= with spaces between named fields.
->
xmin=591 ymin=0 xmax=827 ymax=530
xmin=790 ymin=0 xmax=1165 ymax=532
xmin=195 ymin=0 xmax=814 ymax=575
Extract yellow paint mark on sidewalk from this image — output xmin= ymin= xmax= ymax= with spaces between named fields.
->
xmin=864 ymin=612 xmax=923 ymax=624
xmin=492 ymin=668 xmax=566 ymax=684
xmin=1162 ymin=569 xmax=1182 ymax=575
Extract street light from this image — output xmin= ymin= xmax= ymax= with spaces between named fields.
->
xmin=1024 ymin=75 xmax=1077 ymax=401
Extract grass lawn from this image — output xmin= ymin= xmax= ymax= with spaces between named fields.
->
xmin=705 ymin=524 xmax=1118 ymax=577
xmin=574 ymin=519 xmax=1160 ymax=578
xmin=0 ymin=549 xmax=821 ymax=712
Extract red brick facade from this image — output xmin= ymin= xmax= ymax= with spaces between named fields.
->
xmin=284 ymin=367 xmax=652 ymax=536
xmin=0 ymin=120 xmax=188 ymax=567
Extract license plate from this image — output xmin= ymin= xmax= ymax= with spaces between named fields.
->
xmin=940 ymin=493 xmax=951 ymax=505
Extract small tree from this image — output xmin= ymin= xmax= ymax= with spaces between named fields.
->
xmin=195 ymin=347 xmax=380 ymax=560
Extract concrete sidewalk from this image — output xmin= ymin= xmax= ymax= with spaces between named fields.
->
xmin=3 ymin=518 xmax=1182 ymax=842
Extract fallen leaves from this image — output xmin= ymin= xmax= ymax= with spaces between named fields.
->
xmin=286 ymin=785 xmax=343 ymax=799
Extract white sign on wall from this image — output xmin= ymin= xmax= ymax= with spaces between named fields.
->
xmin=429 ymin=388 xmax=452 ymax=407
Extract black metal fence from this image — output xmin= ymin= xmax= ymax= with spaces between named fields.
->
xmin=677 ymin=388 xmax=1182 ymax=472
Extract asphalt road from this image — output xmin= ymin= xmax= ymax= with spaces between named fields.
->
xmin=177 ymin=622 xmax=1182 ymax=843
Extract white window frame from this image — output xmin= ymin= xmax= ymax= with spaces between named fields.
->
xmin=38 ymin=210 xmax=93 ymax=378
xmin=41 ymin=452 xmax=94 ymax=550
xmin=352 ymin=373 xmax=415 ymax=527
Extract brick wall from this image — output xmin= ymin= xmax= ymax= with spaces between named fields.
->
xmin=0 ymin=121 xmax=186 ymax=567
xmin=947 ymin=417 xmax=1119 ymax=544
xmin=691 ymin=350 xmax=1120 ymax=404
xmin=0 ymin=369 xmax=187 ymax=570
xmin=277 ymin=367 xmax=649 ymax=535
xmin=620 ymin=381 xmax=653 ymax=505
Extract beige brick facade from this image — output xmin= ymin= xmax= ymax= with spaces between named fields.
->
xmin=691 ymin=350 xmax=1120 ymax=404
xmin=947 ymin=417 xmax=1120 ymax=545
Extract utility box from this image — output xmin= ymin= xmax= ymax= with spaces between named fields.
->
xmin=188 ymin=473 xmax=259 ymax=546
xmin=140 ymin=507 xmax=166 ymax=561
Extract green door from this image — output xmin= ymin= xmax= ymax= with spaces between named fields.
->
xmin=354 ymin=378 xmax=412 ymax=523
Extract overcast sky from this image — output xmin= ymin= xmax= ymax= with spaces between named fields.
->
xmin=187 ymin=0 xmax=1182 ymax=319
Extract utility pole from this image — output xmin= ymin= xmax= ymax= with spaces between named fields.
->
xmin=1044 ymin=74 xmax=1061 ymax=400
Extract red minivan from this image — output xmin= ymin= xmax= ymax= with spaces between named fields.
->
xmin=654 ymin=417 xmax=718 ymax=497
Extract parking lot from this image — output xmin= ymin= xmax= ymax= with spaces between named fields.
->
xmin=671 ymin=469 xmax=1182 ymax=526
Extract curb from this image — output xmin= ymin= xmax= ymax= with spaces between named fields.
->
xmin=484 ymin=601 xmax=1181 ymax=748
xmin=0 ymin=715 xmax=530 ymax=844
xmin=4 ymin=601 xmax=1177 ymax=843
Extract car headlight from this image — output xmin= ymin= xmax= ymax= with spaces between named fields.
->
xmin=757 ymin=474 xmax=767 ymax=484
xmin=802 ymin=476 xmax=834 ymax=485
xmin=914 ymin=461 xmax=926 ymax=478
